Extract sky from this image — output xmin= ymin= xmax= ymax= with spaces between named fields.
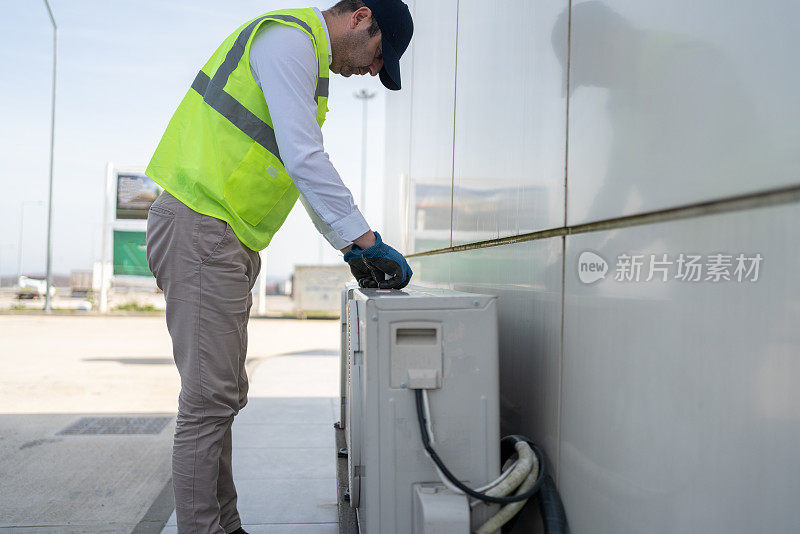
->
xmin=0 ymin=0 xmax=386 ymax=281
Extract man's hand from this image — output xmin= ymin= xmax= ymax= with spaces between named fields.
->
xmin=360 ymin=232 xmax=412 ymax=289
xmin=343 ymin=246 xmax=378 ymax=288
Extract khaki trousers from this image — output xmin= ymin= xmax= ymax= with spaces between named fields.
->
xmin=145 ymin=190 xmax=261 ymax=534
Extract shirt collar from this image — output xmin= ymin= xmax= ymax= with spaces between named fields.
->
xmin=313 ymin=7 xmax=333 ymax=66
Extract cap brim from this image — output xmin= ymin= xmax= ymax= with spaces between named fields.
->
xmin=378 ymin=37 xmax=401 ymax=91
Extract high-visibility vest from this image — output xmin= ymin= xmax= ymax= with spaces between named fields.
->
xmin=146 ymin=8 xmax=330 ymax=251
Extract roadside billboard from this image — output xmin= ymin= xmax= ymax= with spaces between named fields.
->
xmin=115 ymin=172 xmax=160 ymax=220
xmin=112 ymin=230 xmax=151 ymax=276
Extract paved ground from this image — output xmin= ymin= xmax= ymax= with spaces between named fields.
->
xmin=0 ymin=288 xmax=297 ymax=315
xmin=0 ymin=314 xmax=341 ymax=533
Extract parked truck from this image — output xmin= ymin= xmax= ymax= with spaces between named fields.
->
xmin=70 ymin=270 xmax=93 ymax=298
xmin=15 ymin=276 xmax=55 ymax=300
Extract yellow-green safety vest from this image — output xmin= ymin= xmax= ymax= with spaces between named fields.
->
xmin=146 ymin=8 xmax=330 ymax=251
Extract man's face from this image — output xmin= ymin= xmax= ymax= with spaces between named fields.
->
xmin=332 ymin=8 xmax=384 ymax=78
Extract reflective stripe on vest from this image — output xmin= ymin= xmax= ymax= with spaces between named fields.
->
xmin=189 ymin=14 xmax=329 ymax=163
xmin=191 ymin=70 xmax=283 ymax=163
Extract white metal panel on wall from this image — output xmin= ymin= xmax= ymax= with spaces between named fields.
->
xmin=451 ymin=0 xmax=568 ymax=244
xmin=566 ymin=0 xmax=800 ymax=225
xmin=405 ymin=0 xmax=459 ymax=254
xmin=562 ymin=203 xmax=800 ymax=532
xmin=381 ymin=1 xmax=415 ymax=251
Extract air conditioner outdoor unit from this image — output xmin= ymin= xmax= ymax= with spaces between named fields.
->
xmin=340 ymin=286 xmax=500 ymax=533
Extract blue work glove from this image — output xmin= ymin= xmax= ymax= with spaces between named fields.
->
xmin=343 ymin=245 xmax=378 ymax=288
xmin=360 ymin=232 xmax=413 ymax=290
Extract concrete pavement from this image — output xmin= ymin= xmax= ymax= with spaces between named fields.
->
xmin=0 ymin=314 xmax=342 ymax=533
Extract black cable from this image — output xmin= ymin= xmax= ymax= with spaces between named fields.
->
xmin=414 ymin=388 xmax=546 ymax=504
xmin=537 ymin=474 xmax=568 ymax=534
xmin=500 ymin=437 xmax=568 ymax=534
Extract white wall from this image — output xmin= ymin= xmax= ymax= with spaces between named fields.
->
xmin=384 ymin=1 xmax=800 ymax=531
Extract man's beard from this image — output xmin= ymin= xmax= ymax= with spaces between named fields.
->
xmin=337 ymin=29 xmax=371 ymax=77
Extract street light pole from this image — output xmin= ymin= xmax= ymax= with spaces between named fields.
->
xmin=43 ymin=0 xmax=58 ymax=312
xmin=353 ymin=89 xmax=376 ymax=217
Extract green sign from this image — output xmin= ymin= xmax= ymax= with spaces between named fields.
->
xmin=113 ymin=230 xmax=152 ymax=276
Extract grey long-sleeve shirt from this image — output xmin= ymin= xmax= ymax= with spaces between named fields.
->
xmin=249 ymin=8 xmax=369 ymax=250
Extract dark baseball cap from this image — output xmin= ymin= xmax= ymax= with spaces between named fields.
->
xmin=362 ymin=0 xmax=413 ymax=90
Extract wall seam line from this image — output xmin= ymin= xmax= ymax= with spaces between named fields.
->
xmin=449 ymin=0 xmax=461 ymax=250
xmin=556 ymin=0 xmax=573 ymax=487
xmin=407 ymin=183 xmax=800 ymax=258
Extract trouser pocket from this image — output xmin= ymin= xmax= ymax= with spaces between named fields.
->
xmin=145 ymin=204 xmax=176 ymax=287
xmin=194 ymin=213 xmax=231 ymax=265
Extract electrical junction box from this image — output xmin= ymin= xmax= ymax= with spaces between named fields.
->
xmin=413 ymin=484 xmax=471 ymax=533
xmin=341 ymin=286 xmax=500 ymax=533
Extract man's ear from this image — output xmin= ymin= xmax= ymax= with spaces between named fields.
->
xmin=350 ymin=6 xmax=372 ymax=29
